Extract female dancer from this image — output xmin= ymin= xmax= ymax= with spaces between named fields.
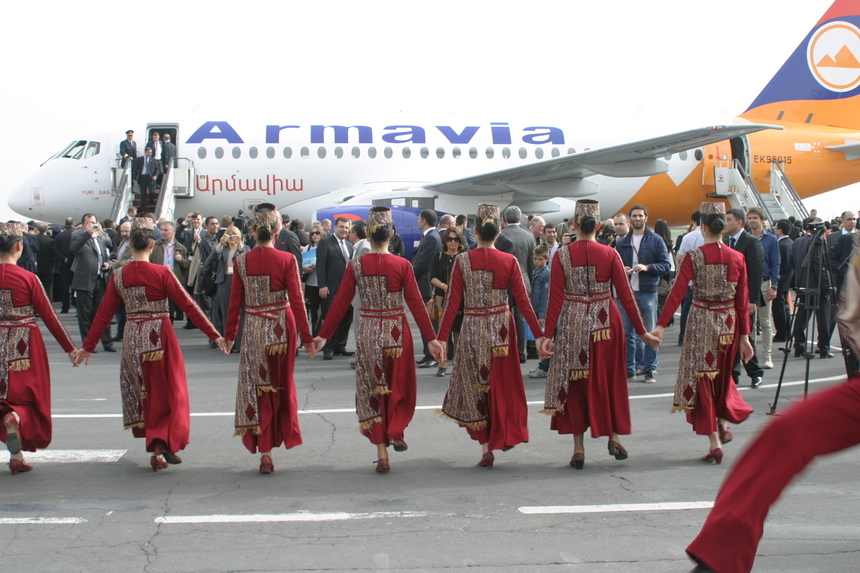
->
xmin=224 ymin=203 xmax=315 ymax=474
xmin=652 ymin=202 xmax=753 ymax=464
xmin=302 ymin=223 xmax=326 ymax=335
xmin=540 ymin=200 xmax=657 ymax=469
xmin=0 ymin=223 xmax=77 ymax=475
xmin=75 ymin=218 xmax=224 ymax=472
xmin=430 ymin=226 xmax=466 ymax=377
xmin=435 ymin=204 xmax=544 ymax=468
xmin=314 ymin=207 xmax=442 ymax=475
xmin=202 ymin=224 xmax=249 ymax=352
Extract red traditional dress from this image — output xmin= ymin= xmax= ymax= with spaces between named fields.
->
xmin=657 ymin=242 xmax=753 ymax=434
xmin=225 ymin=247 xmax=313 ymax=453
xmin=319 ymin=252 xmax=436 ymax=444
xmin=83 ymin=262 xmax=220 ymax=452
xmin=0 ymin=264 xmax=75 ymax=451
xmin=438 ymin=248 xmax=543 ymax=452
xmin=542 ymin=240 xmax=646 ymax=437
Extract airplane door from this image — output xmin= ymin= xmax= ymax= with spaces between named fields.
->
xmin=730 ymin=136 xmax=750 ymax=173
xmin=146 ymin=124 xmax=179 ymax=166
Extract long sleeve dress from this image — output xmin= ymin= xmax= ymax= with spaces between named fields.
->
xmin=0 ymin=264 xmax=75 ymax=452
xmin=83 ymin=261 xmax=221 ymax=453
xmin=225 ymin=246 xmax=313 ymax=453
xmin=656 ymin=242 xmax=753 ymax=435
xmin=438 ymin=247 xmax=543 ymax=452
xmin=319 ymin=252 xmax=436 ymax=444
xmin=542 ymin=240 xmax=646 ymax=437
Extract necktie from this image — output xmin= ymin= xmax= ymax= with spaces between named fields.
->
xmin=729 ymin=237 xmax=737 ymax=248
xmin=341 ymin=239 xmax=350 ymax=261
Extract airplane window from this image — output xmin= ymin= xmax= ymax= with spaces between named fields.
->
xmin=535 ymin=147 xmax=544 ymax=160
xmin=436 ymin=147 xmax=445 ymax=159
xmin=369 ymin=146 xmax=377 ymax=159
xmin=402 ymin=147 xmax=411 ymax=159
xmin=84 ymin=141 xmax=100 ymax=159
xmin=420 ymin=147 xmax=429 ymax=158
xmin=351 ymin=147 xmax=360 ymax=158
xmin=469 ymin=147 xmax=477 ymax=159
xmin=266 ymin=147 xmax=275 ymax=159
xmin=551 ymin=148 xmax=560 ymax=158
xmin=485 ymin=147 xmax=494 ymax=159
xmin=452 ymin=147 xmax=461 ymax=159
xmin=679 ymin=151 xmax=688 ymax=161
xmin=284 ymin=147 xmax=292 ymax=159
xmin=249 ymin=147 xmax=258 ymax=159
xmin=694 ymin=149 xmax=704 ymax=161
xmin=664 ymin=153 xmax=672 ymax=160
xmin=232 ymin=147 xmax=241 ymax=159
xmin=198 ymin=147 xmax=207 ymax=159
xmin=61 ymin=140 xmax=87 ymax=160
xmin=318 ymin=147 xmax=326 ymax=159
xmin=518 ymin=147 xmax=527 ymax=159
xmin=300 ymin=147 xmax=309 ymax=158
xmin=384 ymin=147 xmax=393 ymax=159
xmin=567 ymin=147 xmax=576 ymax=155
xmin=335 ymin=146 xmax=343 ymax=158
xmin=502 ymin=147 xmax=510 ymax=159
xmin=215 ymin=147 xmax=224 ymax=159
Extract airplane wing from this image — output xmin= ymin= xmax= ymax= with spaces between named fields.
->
xmin=424 ymin=124 xmax=782 ymax=198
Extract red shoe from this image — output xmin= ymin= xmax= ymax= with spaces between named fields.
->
xmin=150 ymin=455 xmax=168 ymax=472
xmin=477 ymin=452 xmax=494 ymax=468
xmin=607 ymin=440 xmax=628 ymax=460
xmin=701 ymin=448 xmax=724 ymax=465
xmin=389 ymin=437 xmax=408 ymax=452
xmin=718 ymin=425 xmax=734 ymax=444
xmin=570 ymin=452 xmax=585 ymax=470
xmin=8 ymin=459 xmax=34 ymax=475
xmin=259 ymin=455 xmax=274 ymax=474
xmin=375 ymin=458 xmax=390 ymax=475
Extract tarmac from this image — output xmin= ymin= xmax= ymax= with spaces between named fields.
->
xmin=0 ymin=306 xmax=857 ymax=572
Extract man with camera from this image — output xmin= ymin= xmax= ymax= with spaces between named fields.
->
xmin=70 ymin=213 xmax=114 ymax=352
xmin=791 ymin=217 xmax=834 ymax=359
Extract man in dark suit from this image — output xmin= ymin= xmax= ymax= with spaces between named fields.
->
xmin=792 ymin=218 xmax=834 ymax=359
xmin=496 ymin=205 xmax=536 ymax=363
xmin=34 ymin=222 xmax=55 ymax=297
xmin=70 ymin=213 xmax=114 ymax=352
xmin=15 ymin=222 xmax=38 ymax=273
xmin=118 ymin=206 xmax=137 ymax=226
xmin=412 ymin=209 xmax=442 ymax=367
xmin=829 ymin=210 xmax=857 ymax=296
xmin=456 ymin=215 xmax=477 ymax=251
xmin=161 ymin=133 xmax=177 ymax=171
xmin=134 ymin=148 xmax=163 ymax=213
xmin=316 ymin=216 xmax=355 ymax=360
xmin=725 ymin=208 xmax=765 ymax=387
xmin=275 ymin=213 xmax=303 ymax=264
xmin=772 ymin=219 xmax=794 ymax=343
xmin=53 ymin=217 xmax=76 ymax=313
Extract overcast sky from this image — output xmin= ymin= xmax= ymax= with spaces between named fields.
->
xmin=1 ymin=0 xmax=854 ymax=222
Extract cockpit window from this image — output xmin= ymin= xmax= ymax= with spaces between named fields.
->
xmin=51 ymin=140 xmax=87 ymax=161
xmin=84 ymin=141 xmax=100 ymax=159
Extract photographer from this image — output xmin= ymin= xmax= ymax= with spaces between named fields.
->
xmin=69 ymin=214 xmax=115 ymax=352
xmin=791 ymin=218 xmax=834 ymax=359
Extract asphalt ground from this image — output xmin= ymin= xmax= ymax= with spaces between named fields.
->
xmin=1 ymin=306 xmax=857 ymax=573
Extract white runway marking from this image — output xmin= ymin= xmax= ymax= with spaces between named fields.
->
xmin=1 ymin=449 xmax=126 ymax=463
xmin=519 ymin=501 xmax=714 ymax=515
xmin=51 ymin=375 xmax=847 ymax=419
xmin=155 ymin=511 xmax=428 ymax=524
xmin=0 ymin=518 xmax=87 ymax=524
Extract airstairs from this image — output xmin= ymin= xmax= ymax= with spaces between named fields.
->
xmin=709 ymin=160 xmax=809 ymax=227
xmin=109 ymin=158 xmax=134 ymax=222
xmin=110 ymin=157 xmax=195 ymax=222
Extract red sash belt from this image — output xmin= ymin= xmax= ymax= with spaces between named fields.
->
xmin=692 ymin=298 xmax=734 ymax=311
xmin=360 ymin=307 xmax=404 ymax=319
xmin=564 ymin=290 xmax=611 ymax=303
xmin=464 ymin=303 xmax=508 ymax=316
xmin=246 ymin=300 xmax=290 ymax=320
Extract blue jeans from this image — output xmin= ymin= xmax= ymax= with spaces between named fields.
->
xmin=618 ymin=291 xmax=658 ymax=373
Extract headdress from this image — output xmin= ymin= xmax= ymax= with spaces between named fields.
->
xmin=700 ymin=201 xmax=726 ymax=216
xmin=367 ymin=206 xmax=392 ymax=235
xmin=477 ymin=204 xmax=500 ymax=226
xmin=0 ymin=222 xmax=24 ymax=238
xmin=253 ymin=202 xmax=281 ymax=228
xmin=574 ymin=199 xmax=600 ymax=224
xmin=131 ymin=217 xmax=155 ymax=230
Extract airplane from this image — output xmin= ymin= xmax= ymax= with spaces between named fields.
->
xmin=9 ymin=0 xmax=860 ymax=243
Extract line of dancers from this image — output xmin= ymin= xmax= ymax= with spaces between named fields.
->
xmin=0 ymin=201 xmax=758 ymax=477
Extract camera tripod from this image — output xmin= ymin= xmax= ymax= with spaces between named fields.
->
xmin=769 ymin=226 xmax=852 ymax=414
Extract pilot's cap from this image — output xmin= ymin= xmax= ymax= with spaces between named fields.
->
xmin=125 ymin=130 xmax=134 ymax=135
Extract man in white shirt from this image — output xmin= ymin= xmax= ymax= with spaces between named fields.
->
xmin=676 ymin=210 xmax=705 ymax=346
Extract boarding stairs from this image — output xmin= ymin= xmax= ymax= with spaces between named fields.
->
xmin=709 ymin=160 xmax=809 ymax=227
xmin=110 ymin=157 xmax=195 ymax=222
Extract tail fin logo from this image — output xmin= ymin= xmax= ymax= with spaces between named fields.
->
xmin=808 ymin=21 xmax=860 ymax=92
